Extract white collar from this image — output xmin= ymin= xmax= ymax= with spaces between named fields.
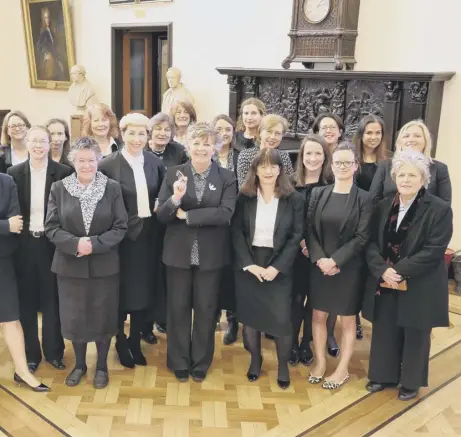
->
xmin=399 ymin=192 xmax=418 ymax=209
xmin=122 ymin=148 xmax=144 ymax=166
xmin=29 ymin=160 xmax=48 ymax=174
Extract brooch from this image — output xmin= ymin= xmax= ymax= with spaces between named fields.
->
xmin=209 ymin=183 xmax=216 ymax=191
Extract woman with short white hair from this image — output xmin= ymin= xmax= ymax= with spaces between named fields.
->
xmin=99 ymin=113 xmax=165 ymax=369
xmin=363 ymin=150 xmax=452 ymax=401
xmin=369 ymin=120 xmax=451 ymax=204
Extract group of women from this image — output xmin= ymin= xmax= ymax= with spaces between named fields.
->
xmin=0 ymin=97 xmax=453 ymax=401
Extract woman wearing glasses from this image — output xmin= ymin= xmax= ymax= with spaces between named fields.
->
xmin=312 ymin=113 xmax=344 ymax=152
xmin=306 ymin=142 xmax=372 ymax=390
xmin=0 ymin=111 xmax=31 ymax=173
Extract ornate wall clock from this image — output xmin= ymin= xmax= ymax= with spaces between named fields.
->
xmin=283 ymin=0 xmax=361 ymax=70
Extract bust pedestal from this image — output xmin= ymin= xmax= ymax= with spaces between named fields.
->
xmin=70 ymin=114 xmax=84 ymax=142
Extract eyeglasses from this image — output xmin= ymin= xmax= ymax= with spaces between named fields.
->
xmin=28 ymin=139 xmax=49 ymax=146
xmin=319 ymin=125 xmax=338 ymax=132
xmin=332 ymin=160 xmax=355 ymax=168
xmin=8 ymin=124 xmax=26 ymax=130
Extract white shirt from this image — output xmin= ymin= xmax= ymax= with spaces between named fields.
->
xmin=121 ymin=149 xmax=151 ymax=218
xmin=397 ymin=194 xmax=417 ymax=230
xmin=252 ymin=192 xmax=279 ymax=248
xmin=11 ymin=149 xmax=28 ymax=166
xmin=29 ymin=162 xmax=48 ymax=232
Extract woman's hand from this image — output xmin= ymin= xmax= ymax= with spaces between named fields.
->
xmin=172 ymin=175 xmax=188 ymax=202
xmin=8 ymin=215 xmax=23 ymax=234
xmin=300 ymin=239 xmax=309 ymax=257
xmin=262 ymin=266 xmax=279 ymax=281
xmin=326 ymin=266 xmax=340 ymax=276
xmin=176 ymin=208 xmax=187 ymax=220
xmin=317 ymin=258 xmax=337 ymax=275
xmin=246 ymin=265 xmax=266 ymax=283
xmin=77 ymin=237 xmax=92 ymax=256
xmin=382 ymin=267 xmax=402 ymax=288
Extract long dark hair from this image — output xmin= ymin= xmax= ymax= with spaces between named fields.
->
xmin=295 ymin=134 xmax=333 ymax=186
xmin=353 ymin=115 xmax=388 ymax=163
xmin=240 ymin=149 xmax=293 ymax=198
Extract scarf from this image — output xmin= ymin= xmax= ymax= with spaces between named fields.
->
xmin=377 ymin=187 xmax=425 ymax=295
xmin=62 ymin=171 xmax=108 ymax=235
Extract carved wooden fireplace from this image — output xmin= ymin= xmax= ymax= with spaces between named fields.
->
xmin=216 ymin=68 xmax=455 ymax=157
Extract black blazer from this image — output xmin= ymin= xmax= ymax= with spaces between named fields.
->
xmin=0 ymin=174 xmax=20 ymax=257
xmin=232 ymin=191 xmax=304 ymax=274
xmin=369 ymin=159 xmax=452 ymax=205
xmin=147 ymin=141 xmax=189 ymax=169
xmin=98 ymin=151 xmax=165 ymax=241
xmin=157 ymin=161 xmax=237 ymax=270
xmin=306 ymin=184 xmax=373 ymax=268
xmin=45 ymin=179 xmax=128 ymax=279
xmin=7 ymin=159 xmax=73 ymax=234
xmin=362 ymin=192 xmax=452 ymax=329
xmin=0 ymin=146 xmax=12 ymax=173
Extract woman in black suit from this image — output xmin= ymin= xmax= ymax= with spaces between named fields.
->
xmin=233 ymin=149 xmax=304 ymax=389
xmin=212 ymin=114 xmax=240 ymax=345
xmin=369 ymin=119 xmax=451 ymax=204
xmin=99 ymin=113 xmax=165 ymax=369
xmin=363 ymin=151 xmax=452 ymax=401
xmin=45 ymin=137 xmax=128 ymax=389
xmin=157 ymin=122 xmax=237 ymax=383
xmin=0 ymin=110 xmax=31 ymax=172
xmin=290 ymin=134 xmax=333 ymax=367
xmin=306 ymin=142 xmax=372 ymax=390
xmin=140 ymin=112 xmax=189 ymax=344
xmin=0 ymin=173 xmax=49 ymax=392
xmin=45 ymin=118 xmax=73 ymax=168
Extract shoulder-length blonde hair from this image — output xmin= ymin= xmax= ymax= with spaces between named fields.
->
xmin=295 ymin=134 xmax=333 ymax=186
xmin=1 ymin=110 xmax=32 ymax=146
xmin=353 ymin=115 xmax=388 ymax=163
xmin=82 ymin=103 xmax=120 ymax=140
xmin=236 ymin=98 xmax=267 ymax=132
xmin=395 ymin=119 xmax=433 ymax=161
xmin=240 ymin=148 xmax=293 ymax=198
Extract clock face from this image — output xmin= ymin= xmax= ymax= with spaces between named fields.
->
xmin=303 ymin=0 xmax=331 ymax=24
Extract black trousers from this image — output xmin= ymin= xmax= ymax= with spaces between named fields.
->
xmin=16 ymin=234 xmax=64 ymax=363
xmin=166 ymin=266 xmax=222 ymax=373
xmin=368 ymin=293 xmax=431 ymax=390
xmin=292 ymin=254 xmax=312 ymax=347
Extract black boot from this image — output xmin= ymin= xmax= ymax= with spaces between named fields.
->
xmin=127 ymin=336 xmax=147 ymax=366
xmin=115 ymin=335 xmax=135 ymax=368
xmin=223 ymin=314 xmax=238 ymax=345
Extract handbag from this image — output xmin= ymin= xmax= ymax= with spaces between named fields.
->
xmin=379 ymin=280 xmax=407 ymax=291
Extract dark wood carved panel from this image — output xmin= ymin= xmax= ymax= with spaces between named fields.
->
xmin=217 ymin=68 xmax=455 ymax=157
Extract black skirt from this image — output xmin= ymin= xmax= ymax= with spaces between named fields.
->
xmin=0 ymin=256 xmax=19 ymax=323
xmin=235 ymin=246 xmax=292 ymax=336
xmin=57 ymin=274 xmax=119 ymax=342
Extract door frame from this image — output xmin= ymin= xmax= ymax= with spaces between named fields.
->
xmin=111 ymin=23 xmax=173 ymax=118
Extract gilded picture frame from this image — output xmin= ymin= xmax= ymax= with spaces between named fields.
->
xmin=21 ymin=0 xmax=76 ymax=90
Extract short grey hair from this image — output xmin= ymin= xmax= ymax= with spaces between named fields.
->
xmin=119 ymin=113 xmax=150 ymax=133
xmin=149 ymin=113 xmax=175 ymax=138
xmin=187 ymin=122 xmax=220 ymax=145
xmin=67 ymin=136 xmax=102 ymax=163
xmin=391 ymin=150 xmax=431 ymax=188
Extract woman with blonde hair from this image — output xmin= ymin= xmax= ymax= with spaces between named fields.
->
xmin=170 ymin=101 xmax=197 ymax=146
xmin=0 ymin=110 xmax=31 ymax=172
xmin=235 ymin=98 xmax=267 ymax=151
xmin=82 ymin=103 xmax=121 ymax=157
xmin=369 ymin=119 xmax=451 ymax=204
xmin=236 ymin=114 xmax=294 ymax=187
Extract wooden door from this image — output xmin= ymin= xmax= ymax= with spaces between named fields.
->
xmin=122 ymin=32 xmax=153 ymax=116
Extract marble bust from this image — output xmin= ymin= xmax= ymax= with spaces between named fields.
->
xmin=161 ymin=67 xmax=195 ymax=114
xmin=68 ymin=65 xmax=99 ymax=114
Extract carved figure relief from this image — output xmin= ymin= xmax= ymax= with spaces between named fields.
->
xmin=409 ymin=82 xmax=428 ymax=104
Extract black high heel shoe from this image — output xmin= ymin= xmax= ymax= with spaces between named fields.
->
xmin=14 ymin=373 xmax=50 ymax=392
xmin=247 ymin=356 xmax=263 ymax=382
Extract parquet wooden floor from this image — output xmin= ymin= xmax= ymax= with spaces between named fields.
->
xmin=0 ymin=291 xmax=460 ymax=437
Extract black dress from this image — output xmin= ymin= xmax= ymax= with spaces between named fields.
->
xmin=234 ymin=132 xmax=256 ymax=152
xmin=356 ymin=162 xmax=377 ymax=192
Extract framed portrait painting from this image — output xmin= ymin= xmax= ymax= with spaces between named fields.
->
xmin=21 ymin=0 xmax=76 ymax=90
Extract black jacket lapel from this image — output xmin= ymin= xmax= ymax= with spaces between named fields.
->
xmin=247 ymin=196 xmax=257 ymax=248
xmin=44 ymin=160 xmax=57 ymax=214
xmin=199 ymin=162 xmax=219 ymax=207
xmin=339 ymin=184 xmax=358 ymax=234
xmin=22 ymin=162 xmax=31 ymax=220
xmin=408 ymin=192 xmax=431 ymax=230
xmin=274 ymin=196 xmax=287 ymax=239
xmin=315 ymin=185 xmax=332 ymax=246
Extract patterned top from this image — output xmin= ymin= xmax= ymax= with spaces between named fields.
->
xmin=237 ymin=147 xmax=294 ymax=187
xmin=213 ymin=148 xmax=235 ymax=172
xmin=187 ymin=165 xmax=211 ymax=266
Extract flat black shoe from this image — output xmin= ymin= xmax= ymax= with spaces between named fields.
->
xmin=155 ymin=323 xmax=167 ymax=334
xmin=277 ymin=379 xmax=291 ymax=390
xmin=141 ymin=331 xmax=158 ymax=345
xmin=27 ymin=362 xmax=40 ymax=373
xmin=247 ymin=356 xmax=263 ymax=382
xmin=327 ymin=336 xmax=340 ymax=358
xmin=115 ymin=339 xmax=135 ymax=368
xmin=127 ymin=337 xmax=147 ymax=366
xmin=288 ymin=348 xmax=300 ymax=366
xmin=223 ymin=318 xmax=238 ymax=345
xmin=398 ymin=387 xmax=419 ymax=401
xmin=356 ymin=324 xmax=364 ymax=340
xmin=65 ymin=368 xmax=87 ymax=387
xmin=47 ymin=358 xmax=66 ymax=370
xmin=299 ymin=346 xmax=314 ymax=366
xmin=366 ymin=381 xmax=398 ymax=393
xmin=175 ymin=370 xmax=189 ymax=382
xmin=191 ymin=370 xmax=206 ymax=382
xmin=94 ymin=370 xmax=109 ymax=389
xmin=14 ymin=373 xmax=50 ymax=392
